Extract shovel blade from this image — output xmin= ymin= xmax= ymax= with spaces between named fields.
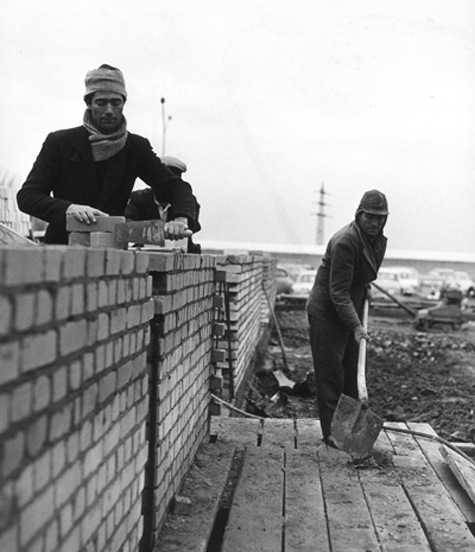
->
xmin=331 ymin=394 xmax=384 ymax=457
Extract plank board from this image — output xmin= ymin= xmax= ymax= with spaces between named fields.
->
xmin=260 ymin=418 xmax=295 ymax=449
xmin=154 ymin=441 xmax=236 ymax=552
xmin=385 ymin=423 xmax=475 ymax=551
xmin=440 ymin=444 xmax=475 ymax=509
xmin=285 ymin=448 xmax=330 ymax=551
xmin=409 ymin=422 xmax=475 ymax=524
xmin=213 ymin=416 xmax=262 ymax=446
xmin=0 ymin=221 xmax=36 ymax=246
xmin=222 ymin=448 xmax=284 ymax=552
xmin=317 ymin=446 xmax=381 ymax=552
xmin=295 ymin=418 xmax=322 ymax=449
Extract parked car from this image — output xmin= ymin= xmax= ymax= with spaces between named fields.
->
xmin=446 ymin=271 xmax=475 ymax=298
xmin=429 ymin=268 xmax=456 ymax=281
xmin=419 ymin=274 xmax=445 ymax=301
xmin=290 ymin=270 xmax=317 ymax=298
xmin=275 ymin=265 xmax=294 ymax=296
xmin=377 ymin=266 xmax=420 ymax=296
xmin=371 ymin=272 xmax=401 ymax=301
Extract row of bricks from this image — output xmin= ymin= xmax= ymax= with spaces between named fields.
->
xmin=157 ymin=306 xmax=213 ymax=336
xmin=10 ymin=452 xmax=146 ymax=552
xmin=0 ymin=308 xmax=152 ymax=383
xmin=1 ymin=372 xmax=148 ymax=481
xmin=151 ymin=271 xmax=215 ymax=295
xmin=2 ymin=415 xmax=147 ymax=550
xmin=0 ymin=352 xmax=147 ymax=457
xmin=154 ymin=339 xmax=212 ymax=381
xmin=0 ymin=277 xmax=152 ymax=338
xmin=148 ymin=250 xmax=216 ymax=272
xmin=0 ymin=246 xmax=150 ymax=287
xmin=153 ymin=290 xmax=214 ymax=315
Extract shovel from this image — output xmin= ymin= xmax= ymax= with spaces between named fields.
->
xmin=330 ymin=299 xmax=384 ymax=457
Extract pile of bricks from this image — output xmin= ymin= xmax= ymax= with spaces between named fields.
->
xmin=0 ymin=246 xmax=153 ymax=552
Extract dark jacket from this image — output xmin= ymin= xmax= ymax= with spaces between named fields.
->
xmin=17 ymin=126 xmax=197 ymax=244
xmin=125 ymin=188 xmax=201 ymax=233
xmin=306 ymin=220 xmax=387 ymax=329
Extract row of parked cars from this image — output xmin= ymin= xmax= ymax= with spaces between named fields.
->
xmin=276 ymin=264 xmax=475 ymax=302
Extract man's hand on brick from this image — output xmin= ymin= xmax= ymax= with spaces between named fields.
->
xmin=66 ymin=204 xmax=109 ymax=224
xmin=164 ymin=218 xmax=192 ymax=240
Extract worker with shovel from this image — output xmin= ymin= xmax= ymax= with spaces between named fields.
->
xmin=306 ymin=190 xmax=389 ymax=449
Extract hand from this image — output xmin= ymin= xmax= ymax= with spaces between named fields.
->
xmin=164 ymin=218 xmax=192 ymax=240
xmin=353 ymin=324 xmax=369 ymax=344
xmin=66 ymin=204 xmax=109 ymax=224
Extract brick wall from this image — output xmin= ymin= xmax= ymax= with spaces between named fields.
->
xmin=0 ymin=245 xmax=275 ymax=551
xmin=0 ymin=246 xmax=153 ymax=552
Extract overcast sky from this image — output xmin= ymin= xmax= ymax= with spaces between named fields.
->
xmin=1 ymin=0 xmax=475 ymax=255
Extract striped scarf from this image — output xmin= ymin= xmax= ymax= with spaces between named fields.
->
xmin=83 ymin=109 xmax=128 ymax=162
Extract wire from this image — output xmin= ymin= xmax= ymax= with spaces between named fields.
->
xmin=211 ymin=393 xmax=265 ymax=420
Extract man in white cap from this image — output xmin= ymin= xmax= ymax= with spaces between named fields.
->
xmin=17 ymin=64 xmax=198 ymax=245
xmin=125 ymin=155 xmax=201 ymax=253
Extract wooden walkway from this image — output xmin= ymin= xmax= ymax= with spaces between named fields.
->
xmin=155 ymin=418 xmax=475 ymax=552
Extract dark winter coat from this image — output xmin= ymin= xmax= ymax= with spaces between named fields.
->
xmin=306 ymin=220 xmax=387 ymax=329
xmin=17 ymin=126 xmax=197 ymax=244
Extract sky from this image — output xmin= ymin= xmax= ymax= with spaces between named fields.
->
xmin=1 ymin=0 xmax=475 ymax=255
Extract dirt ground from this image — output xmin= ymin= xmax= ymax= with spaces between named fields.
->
xmin=245 ymin=305 xmax=475 ymax=442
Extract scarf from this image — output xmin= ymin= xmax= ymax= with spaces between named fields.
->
xmin=83 ymin=109 xmax=128 ymax=162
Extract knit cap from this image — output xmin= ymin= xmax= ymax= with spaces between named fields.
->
xmin=84 ymin=64 xmax=127 ymax=99
xmin=161 ymin=156 xmax=187 ymax=174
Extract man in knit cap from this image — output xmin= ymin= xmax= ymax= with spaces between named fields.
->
xmin=17 ymin=64 xmax=199 ymax=245
xmin=125 ymin=155 xmax=201 ymax=253
xmin=305 ymin=190 xmax=389 ymax=448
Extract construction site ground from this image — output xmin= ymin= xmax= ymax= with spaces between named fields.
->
xmin=156 ymin=302 xmax=475 ymax=551
xmin=247 ymin=303 xmax=475 ymax=443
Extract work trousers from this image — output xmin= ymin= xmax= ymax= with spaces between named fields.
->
xmin=308 ymin=314 xmax=359 ymax=437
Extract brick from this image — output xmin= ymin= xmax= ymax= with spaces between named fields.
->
xmin=70 ymin=359 xmax=82 ymax=391
xmin=45 ymin=520 xmax=59 ymax=552
xmin=11 ymin=382 xmax=32 ymax=422
xmin=20 ymin=486 xmax=54 ymax=546
xmin=14 ymin=292 xmax=36 ymax=332
xmin=16 ymin=464 xmax=34 ymax=508
xmin=69 ymin=232 xmax=91 ymax=246
xmin=52 ymin=442 xmax=66 ymax=479
xmin=66 ymin=215 xmax=125 ymax=233
xmin=0 ymin=341 xmax=20 ymax=384
xmin=110 ymin=307 xmax=127 ymax=334
xmin=62 ymin=247 xmax=87 ymax=279
xmin=0 ymin=393 xmax=9 ymax=433
xmin=59 ymin=502 xmax=73 ymax=538
xmin=26 ymin=415 xmax=47 ymax=457
xmin=87 ymin=249 xmax=106 ymax=277
xmin=53 ymin=365 xmax=67 ymax=402
xmin=55 ymin=285 xmax=71 ymax=320
xmin=99 ymin=371 xmax=117 ymax=403
xmin=80 ymin=420 xmax=92 ymax=452
xmin=105 ymin=248 xmax=122 ymax=275
xmin=49 ymin=404 xmax=72 ymax=441
xmin=33 ymin=375 xmax=51 ymax=412
xmin=89 ymin=231 xmax=118 ymax=249
xmin=54 ymin=465 xmax=81 ymax=508
xmin=120 ymin=251 xmax=136 ymax=275
xmin=86 ymin=281 xmax=98 ymax=312
xmin=36 ymin=289 xmax=53 ymax=326
xmin=97 ymin=313 xmax=109 ymax=341
xmin=59 ymin=319 xmax=87 ymax=355
xmin=66 ymin=432 xmax=80 ymax=464
xmin=84 ymin=441 xmax=104 ymax=477
xmin=83 ymin=384 xmax=98 ymax=417
xmin=3 ymin=247 xmax=44 ymax=286
xmin=108 ymin=279 xmax=117 ymax=305
xmin=3 ymin=432 xmax=24 ymax=478
xmin=21 ymin=331 xmax=57 ymax=372
xmin=43 ymin=247 xmax=63 ymax=281
xmin=0 ymin=295 xmax=12 ymax=336
xmin=70 ymin=282 xmax=85 ymax=315
xmin=135 ymin=251 xmax=149 ymax=273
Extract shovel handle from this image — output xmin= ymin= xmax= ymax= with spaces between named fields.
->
xmin=357 ymin=299 xmax=369 ymax=404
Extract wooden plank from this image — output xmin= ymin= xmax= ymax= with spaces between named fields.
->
xmin=261 ymin=418 xmax=295 ymax=449
xmin=0 ymin=221 xmax=36 ymax=246
xmin=440 ymin=445 xmax=475 ymax=509
xmin=358 ymin=465 xmax=432 ymax=551
xmin=385 ymin=423 xmax=475 ymax=551
xmin=295 ymin=418 xmax=322 ymax=449
xmin=409 ymin=422 xmax=475 ymax=524
xmin=154 ymin=441 xmax=236 ymax=552
xmin=285 ymin=448 xmax=330 ymax=551
xmin=317 ymin=446 xmax=381 ymax=552
xmin=214 ymin=417 xmax=261 ymax=446
xmin=222 ymin=448 xmax=284 ymax=552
